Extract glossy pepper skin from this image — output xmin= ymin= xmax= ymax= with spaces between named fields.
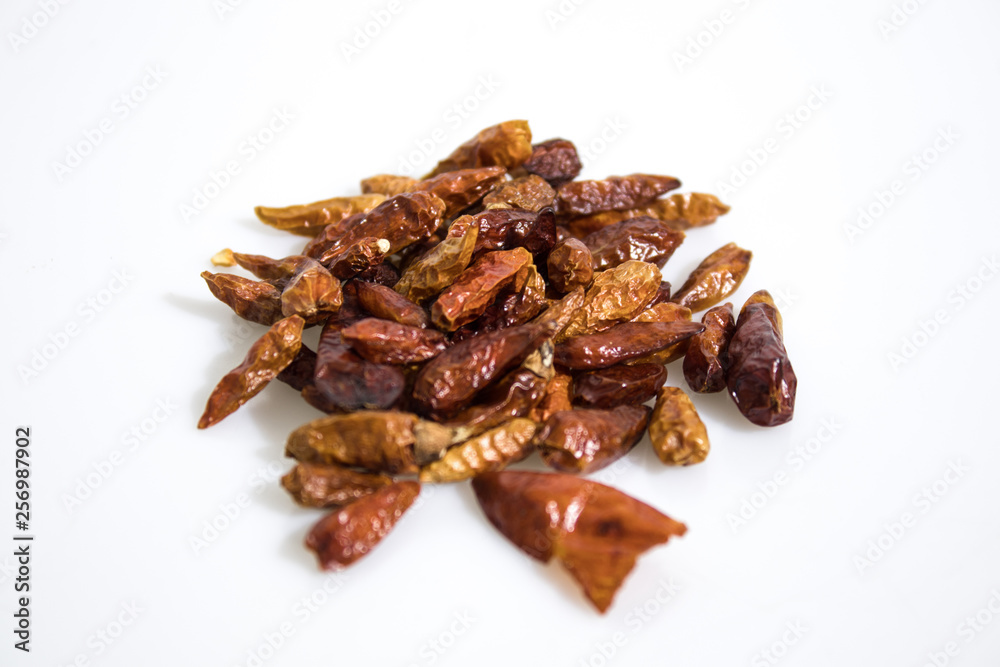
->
xmin=537 ymin=405 xmax=651 ymax=474
xmin=556 ymin=174 xmax=681 ymax=216
xmin=408 ymin=166 xmax=507 ymax=218
xmin=423 ymin=120 xmax=532 ymax=178
xmin=725 ymin=290 xmax=797 ymax=427
xmin=564 ymin=192 xmax=729 ymax=238
xmin=572 ymin=363 xmax=667 ymax=409
xmin=254 ymin=194 xmax=386 ymax=237
xmin=305 ymin=481 xmax=420 ymax=569
xmin=683 ymin=303 xmax=736 ymax=394
xmin=472 ymin=471 xmax=687 ymax=613
xmin=671 ymin=243 xmax=752 ymax=313
xmin=582 ymin=217 xmax=686 ymax=270
xmin=547 ymin=238 xmax=594 ymax=293
xmin=521 ymin=138 xmax=582 ymax=188
xmin=554 ymin=321 xmax=705 ymax=370
xmin=648 ymin=387 xmax=710 ymax=466
xmin=281 ymin=462 xmax=393 ymax=509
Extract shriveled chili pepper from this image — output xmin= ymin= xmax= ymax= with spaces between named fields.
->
xmin=557 ymin=261 xmax=663 ymax=341
xmin=198 ymin=315 xmax=304 ymax=428
xmin=361 ymin=174 xmax=418 ymax=197
xmin=280 ymin=262 xmax=343 ymax=323
xmin=355 ymin=281 xmax=429 ymax=328
xmin=408 ymin=166 xmax=507 ymax=217
xmin=582 ymin=217 xmax=686 ymax=270
xmin=529 ymin=371 xmax=573 ymax=423
xmin=556 ymin=174 xmax=681 ymax=216
xmin=419 ymin=419 xmax=538 ymax=483
xmin=277 ymin=344 xmax=318 ymax=392
xmin=444 ymin=357 xmax=552 ymax=436
xmin=327 ymin=238 xmax=391 ymax=280
xmin=305 ymin=481 xmax=420 ymax=569
xmin=565 ymin=192 xmax=730 ymax=238
xmin=483 ymin=175 xmax=556 ymax=212
xmin=255 ymin=194 xmax=387 ymax=237
xmin=649 ymin=387 xmax=710 ymax=466
xmin=538 ymin=405 xmax=650 ymax=474
xmin=340 ymin=318 xmax=448 ymax=365
xmin=201 ymin=271 xmax=284 ymax=325
xmin=430 ymin=247 xmax=532 ymax=331
xmin=683 ymin=303 xmax=735 ymax=393
xmin=313 ymin=318 xmax=406 ymax=411
xmin=671 ymin=243 xmax=752 ymax=313
xmin=470 ymin=207 xmax=557 ymax=263
xmin=423 ymin=120 xmax=532 ymax=178
xmin=281 ymin=461 xmax=393 ymax=509
xmin=394 ymin=220 xmax=478 ymax=305
xmin=472 ymin=471 xmax=687 ymax=613
xmin=627 ymin=302 xmax=695 ymax=365
xmin=726 ymin=290 xmax=797 ymax=427
xmin=521 ymin=138 xmax=582 ymax=187
xmin=554 ymin=321 xmax=704 ymax=370
xmin=572 ymin=363 xmax=667 ymax=409
xmin=547 ymin=237 xmax=594 ymax=293
xmin=356 ymin=261 xmax=400 ymax=288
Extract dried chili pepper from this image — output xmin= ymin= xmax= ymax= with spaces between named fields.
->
xmin=538 ymin=406 xmax=650 ymax=474
xmin=627 ymin=302 xmax=695 ymax=365
xmin=356 ymin=261 xmax=400 ymax=288
xmin=201 ymin=271 xmax=283 ymax=325
xmin=430 ymin=247 xmax=532 ymax=331
xmin=340 ymin=318 xmax=448 ymax=365
xmin=546 ymin=238 xmax=594 ymax=294
xmin=556 ymin=174 xmax=681 ymax=216
xmin=572 ymin=363 xmax=667 ymax=409
xmin=313 ymin=317 xmax=406 ymax=411
xmin=470 ymin=207 xmax=557 ymax=263
xmin=277 ymin=345 xmax=318 ymax=392
xmin=419 ymin=419 xmax=537 ymax=483
xmin=683 ymin=303 xmax=736 ymax=393
xmin=521 ymin=138 xmax=582 ymax=187
xmin=582 ymin=217 xmax=686 ymax=270
xmin=529 ymin=371 xmax=573 ymax=423
xmin=394 ymin=221 xmax=478 ymax=305
xmin=355 ymin=281 xmax=429 ymax=328
xmin=280 ymin=262 xmax=343 ymax=323
xmin=557 ymin=261 xmax=663 ymax=341
xmin=726 ymin=290 xmax=797 ymax=427
xmin=554 ymin=321 xmax=704 ymax=370
xmin=565 ymin=192 xmax=730 ymax=238
xmin=281 ymin=462 xmax=393 ymax=509
xmin=198 ymin=315 xmax=304 ymax=428
xmin=483 ymin=175 xmax=556 ymax=212
xmin=408 ymin=166 xmax=507 ymax=217
xmin=306 ymin=481 xmax=420 ymax=569
xmin=648 ymin=387 xmax=710 ymax=466
xmin=424 ymin=120 xmax=532 ymax=178
xmin=255 ymin=194 xmax=386 ymax=237
xmin=327 ymin=238 xmax=391 ymax=280
xmin=361 ymin=174 xmax=418 ymax=197
xmin=472 ymin=471 xmax=687 ymax=612
xmin=671 ymin=243 xmax=752 ymax=313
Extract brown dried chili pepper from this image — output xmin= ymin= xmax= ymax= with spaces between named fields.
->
xmin=198 ymin=315 xmax=304 ymax=429
xmin=627 ymin=302 xmax=695 ymax=365
xmin=683 ymin=303 xmax=736 ymax=394
xmin=394 ymin=221 xmax=478 ymax=305
xmin=423 ymin=120 xmax=532 ymax=178
xmin=529 ymin=371 xmax=573 ymax=423
xmin=472 ymin=471 xmax=687 ymax=613
xmin=327 ymin=238 xmax=391 ymax=280
xmin=468 ymin=208 xmax=557 ymax=265
xmin=412 ymin=319 xmax=557 ymax=417
xmin=280 ymin=262 xmax=343 ymax=323
xmin=521 ymin=138 xmax=582 ymax=188
xmin=556 ymin=174 xmax=681 ymax=217
xmin=557 ymin=261 xmax=663 ymax=341
xmin=201 ymin=271 xmax=283 ymax=325
xmin=670 ymin=243 xmax=753 ymax=313
xmin=281 ymin=461 xmax=393 ymax=509
xmin=483 ymin=175 xmax=557 ymax=212
xmin=430 ymin=247 xmax=532 ymax=331
xmin=648 ymin=281 xmax=673 ymax=307
xmin=255 ymin=194 xmax=387 ymax=237
xmin=357 ymin=261 xmax=400 ymax=288
xmin=537 ymin=405 xmax=651 ymax=474
xmin=648 ymin=387 xmax=710 ymax=466
xmin=286 ymin=411 xmax=452 ymax=474
xmin=572 ymin=363 xmax=667 ymax=409
xmin=582 ymin=217 xmax=686 ymax=270
xmin=726 ymin=290 xmax=797 ymax=427
xmin=313 ymin=317 xmax=405 ymax=411
xmin=354 ymin=281 xmax=429 ymax=328
xmin=419 ymin=419 xmax=538 ymax=483
xmin=277 ymin=344 xmax=318 ymax=392
xmin=554 ymin=321 xmax=705 ymax=370
xmin=231 ymin=251 xmax=311 ymax=285
xmin=547 ymin=238 xmax=594 ymax=294
xmin=305 ymin=481 xmax=420 ymax=569
xmin=408 ymin=166 xmax=507 ymax=218
xmin=340 ymin=318 xmax=448 ymax=365
xmin=361 ymin=174 xmax=418 ymax=197
xmin=564 ymin=192 xmax=730 ymax=238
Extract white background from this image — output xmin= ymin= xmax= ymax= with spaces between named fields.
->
xmin=3 ymin=0 xmax=1000 ymax=665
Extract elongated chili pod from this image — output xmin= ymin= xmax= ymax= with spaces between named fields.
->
xmin=683 ymin=303 xmax=736 ymax=393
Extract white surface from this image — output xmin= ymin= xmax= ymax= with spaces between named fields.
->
xmin=3 ymin=0 xmax=1000 ymax=665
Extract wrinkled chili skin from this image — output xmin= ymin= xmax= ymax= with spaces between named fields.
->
xmin=472 ymin=471 xmax=687 ymax=613
xmin=671 ymin=243 xmax=752 ymax=313
xmin=555 ymin=321 xmax=704 ymax=370
xmin=285 ymin=411 xmax=423 ymax=474
xmin=582 ymin=217 xmax=686 ymax=270
xmin=278 ymin=345 xmax=318 ymax=392
xmin=471 ymin=207 xmax=557 ymax=263
xmin=313 ymin=317 xmax=405 ymax=411
xmin=395 ymin=222 xmax=478 ymax=305
xmin=444 ymin=369 xmax=549 ymax=434
xmin=547 ymin=238 xmax=594 ymax=293
xmin=558 ymin=261 xmax=663 ymax=341
xmin=198 ymin=315 xmax=305 ymax=429
xmin=538 ymin=405 xmax=651 ymax=474
xmin=683 ymin=303 xmax=736 ymax=394
xmin=483 ymin=175 xmax=556 ymax=212
xmin=305 ymin=481 xmax=420 ymax=569
xmin=280 ymin=263 xmax=343 ymax=323
xmin=281 ymin=461 xmax=393 ymax=509
xmin=556 ymin=174 xmax=681 ymax=216
xmin=649 ymin=387 xmax=710 ymax=466
xmin=327 ymin=237 xmax=389 ymax=280
xmin=726 ymin=291 xmax=797 ymax=427
xmin=424 ymin=120 xmax=532 ymax=178
xmin=201 ymin=271 xmax=284 ymax=325
xmin=522 ymin=138 xmax=582 ymax=188
xmin=529 ymin=371 xmax=573 ymax=423
xmin=408 ymin=166 xmax=507 ymax=217
xmin=361 ymin=174 xmax=418 ymax=197
xmin=564 ymin=192 xmax=731 ymax=238
xmin=572 ymin=363 xmax=667 ymax=409
xmin=255 ymin=194 xmax=386 ymax=237
xmin=430 ymin=248 xmax=532 ymax=332
xmin=419 ymin=419 xmax=537 ymax=483
xmin=355 ymin=281 xmax=429 ymax=328
xmin=355 ymin=261 xmax=400 ymax=288
xmin=340 ymin=318 xmax=447 ymax=365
